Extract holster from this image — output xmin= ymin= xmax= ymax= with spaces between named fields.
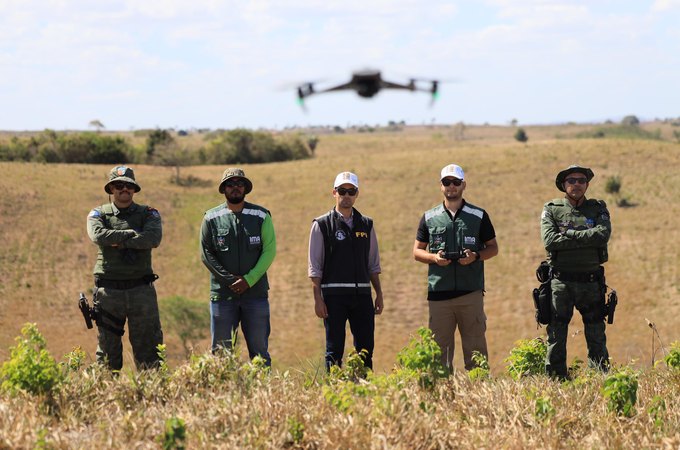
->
xmin=532 ymin=261 xmax=552 ymax=325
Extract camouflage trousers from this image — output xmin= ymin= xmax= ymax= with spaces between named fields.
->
xmin=545 ymin=278 xmax=609 ymax=378
xmin=94 ymin=283 xmax=163 ymax=371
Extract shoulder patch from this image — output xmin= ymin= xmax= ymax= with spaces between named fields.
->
xmin=147 ymin=207 xmax=161 ymax=218
xmin=88 ymin=209 xmax=101 ymax=218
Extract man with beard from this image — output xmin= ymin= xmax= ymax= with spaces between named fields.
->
xmin=87 ymin=166 xmax=163 ymax=371
xmin=413 ymin=164 xmax=498 ymax=371
xmin=200 ymin=168 xmax=276 ymax=365
xmin=309 ymin=171 xmax=384 ymax=371
xmin=541 ymin=165 xmax=612 ymax=379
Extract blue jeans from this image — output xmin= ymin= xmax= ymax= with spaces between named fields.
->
xmin=210 ymin=297 xmax=271 ymax=366
xmin=323 ymin=294 xmax=375 ymax=371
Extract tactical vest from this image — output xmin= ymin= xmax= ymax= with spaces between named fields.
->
xmin=315 ymin=208 xmax=373 ymax=297
xmin=425 ymin=203 xmax=485 ymax=293
xmin=204 ymin=202 xmax=270 ymax=299
xmin=95 ymin=203 xmax=154 ymax=279
xmin=544 ymin=198 xmax=609 ymax=272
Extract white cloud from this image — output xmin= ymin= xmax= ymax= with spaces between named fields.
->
xmin=652 ymin=0 xmax=680 ymax=11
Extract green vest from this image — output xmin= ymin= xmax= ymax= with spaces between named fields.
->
xmin=93 ymin=203 xmax=155 ymax=279
xmin=424 ymin=202 xmax=485 ymax=293
xmin=542 ymin=198 xmax=610 ymax=272
xmin=203 ymin=202 xmax=270 ymax=299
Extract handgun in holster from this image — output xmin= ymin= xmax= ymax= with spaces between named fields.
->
xmin=78 ymin=292 xmax=126 ymax=336
xmin=605 ymin=290 xmax=618 ymax=325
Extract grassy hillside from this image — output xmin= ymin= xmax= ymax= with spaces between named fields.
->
xmin=1 ymin=126 xmax=679 ymax=373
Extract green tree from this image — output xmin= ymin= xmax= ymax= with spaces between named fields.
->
xmin=147 ymin=129 xmax=175 ymax=161
xmin=621 ymin=115 xmax=640 ymax=126
xmin=89 ymin=119 xmax=105 ymax=133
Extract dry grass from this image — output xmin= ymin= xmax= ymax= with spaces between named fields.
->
xmin=1 ymin=350 xmax=679 ymax=448
xmin=1 ymin=126 xmax=679 ymax=374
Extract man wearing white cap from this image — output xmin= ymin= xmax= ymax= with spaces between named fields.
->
xmin=308 ymin=171 xmax=384 ymax=371
xmin=413 ymin=164 xmax=498 ymax=371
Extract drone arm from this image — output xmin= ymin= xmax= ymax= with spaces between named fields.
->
xmin=317 ymin=82 xmax=354 ymax=93
xmin=380 ymin=80 xmax=414 ymax=91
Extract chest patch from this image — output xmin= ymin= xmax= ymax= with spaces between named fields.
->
xmin=335 ymin=230 xmax=347 ymax=241
xmin=217 ymin=236 xmax=226 ymax=246
xmin=464 ymin=236 xmax=476 ymax=246
xmin=249 ymin=235 xmax=261 ymax=245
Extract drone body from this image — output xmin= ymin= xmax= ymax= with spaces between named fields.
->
xmin=296 ymin=70 xmax=439 ymax=108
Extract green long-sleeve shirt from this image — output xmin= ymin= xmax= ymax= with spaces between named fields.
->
xmin=200 ymin=202 xmax=276 ymax=299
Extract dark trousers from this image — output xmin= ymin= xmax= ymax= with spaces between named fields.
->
xmin=546 ymin=278 xmax=609 ymax=377
xmin=323 ymin=294 xmax=375 ymax=371
xmin=210 ymin=297 xmax=271 ymax=366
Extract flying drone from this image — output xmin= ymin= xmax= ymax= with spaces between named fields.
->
xmin=295 ymin=70 xmax=440 ymax=109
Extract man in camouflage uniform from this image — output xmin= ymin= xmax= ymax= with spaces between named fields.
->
xmin=200 ymin=168 xmax=276 ymax=366
xmin=87 ymin=166 xmax=163 ymax=371
xmin=541 ymin=165 xmax=612 ymax=379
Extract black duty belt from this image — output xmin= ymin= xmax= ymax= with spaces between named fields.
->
xmin=95 ymin=274 xmax=158 ymax=290
xmin=552 ymin=270 xmax=602 ymax=283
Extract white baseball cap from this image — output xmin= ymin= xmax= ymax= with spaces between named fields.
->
xmin=333 ymin=171 xmax=359 ymax=188
xmin=440 ymin=164 xmax=465 ymax=181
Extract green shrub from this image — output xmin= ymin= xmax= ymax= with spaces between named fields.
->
xmin=286 ymin=417 xmax=305 ymax=445
xmin=62 ymin=346 xmax=87 ymax=373
xmin=159 ymin=417 xmax=186 ymax=450
xmin=664 ymin=341 xmax=680 ymax=370
xmin=602 ymin=368 xmax=638 ymax=417
xmin=534 ymin=395 xmax=555 ymax=423
xmin=576 ymin=125 xmax=661 ymax=140
xmin=396 ymin=327 xmax=449 ymax=388
xmin=505 ymin=338 xmax=547 ymax=380
xmin=204 ymin=129 xmax=311 ymax=164
xmin=514 ymin=128 xmax=528 ymax=143
xmin=468 ymin=351 xmax=490 ymax=381
xmin=647 ymin=395 xmax=666 ymax=429
xmin=0 ymin=323 xmax=63 ymax=395
xmin=621 ymin=115 xmax=640 ymax=126
xmin=604 ymin=175 xmax=622 ymax=194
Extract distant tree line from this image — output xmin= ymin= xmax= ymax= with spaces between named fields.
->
xmin=0 ymin=128 xmax=314 ymax=165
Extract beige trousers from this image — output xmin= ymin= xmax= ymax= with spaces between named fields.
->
xmin=428 ymin=290 xmax=488 ymax=370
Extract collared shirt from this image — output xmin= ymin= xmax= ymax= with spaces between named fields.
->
xmin=308 ymin=211 xmax=381 ymax=278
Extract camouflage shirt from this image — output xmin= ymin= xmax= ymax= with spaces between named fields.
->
xmin=87 ymin=202 xmax=162 ymax=280
xmin=540 ymin=197 xmax=611 ymax=272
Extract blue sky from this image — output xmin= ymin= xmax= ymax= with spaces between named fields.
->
xmin=1 ymin=0 xmax=679 ymax=130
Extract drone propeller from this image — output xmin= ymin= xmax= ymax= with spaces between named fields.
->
xmin=429 ymin=81 xmax=440 ymax=106
xmin=296 ymin=82 xmax=318 ymax=111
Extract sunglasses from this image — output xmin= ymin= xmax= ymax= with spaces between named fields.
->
xmin=224 ymin=180 xmax=246 ymax=188
xmin=441 ymin=178 xmax=463 ymax=187
xmin=565 ymin=177 xmax=588 ymax=185
xmin=336 ymin=187 xmax=357 ymax=196
xmin=111 ymin=182 xmax=136 ymax=191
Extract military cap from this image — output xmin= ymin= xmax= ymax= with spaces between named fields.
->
xmin=218 ymin=167 xmax=253 ymax=194
xmin=105 ymin=166 xmax=141 ymax=194
xmin=555 ymin=165 xmax=594 ymax=192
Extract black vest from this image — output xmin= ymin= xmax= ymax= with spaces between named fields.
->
xmin=315 ymin=208 xmax=373 ymax=297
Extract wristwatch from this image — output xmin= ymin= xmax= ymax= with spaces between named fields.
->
xmin=474 ymin=252 xmax=481 ymax=261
